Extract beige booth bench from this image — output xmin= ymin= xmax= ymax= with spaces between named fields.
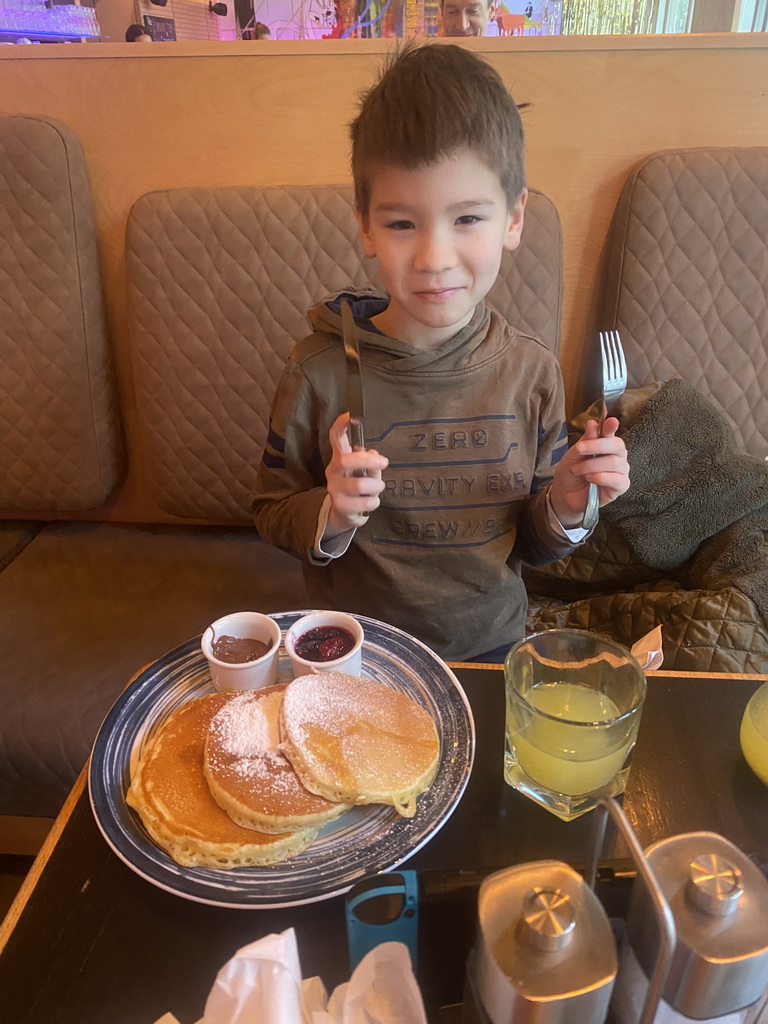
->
xmin=1 ymin=115 xmax=766 ymax=836
xmin=0 ymin=114 xmax=562 ymax=825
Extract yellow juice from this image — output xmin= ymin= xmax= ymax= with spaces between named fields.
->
xmin=740 ymin=685 xmax=768 ymax=786
xmin=508 ymin=681 xmax=634 ymax=796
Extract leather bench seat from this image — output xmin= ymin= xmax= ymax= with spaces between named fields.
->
xmin=0 ymin=521 xmax=309 ymax=818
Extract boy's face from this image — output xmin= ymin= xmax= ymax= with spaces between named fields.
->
xmin=357 ymin=150 xmax=526 ymax=350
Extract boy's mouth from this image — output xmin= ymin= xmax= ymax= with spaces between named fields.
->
xmin=415 ymin=287 xmax=462 ymax=303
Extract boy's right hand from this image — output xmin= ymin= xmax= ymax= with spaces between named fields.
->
xmin=325 ymin=413 xmax=388 ymax=536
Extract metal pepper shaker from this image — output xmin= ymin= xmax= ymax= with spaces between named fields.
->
xmin=621 ymin=832 xmax=768 ymax=1021
xmin=463 ymin=860 xmax=617 ymax=1024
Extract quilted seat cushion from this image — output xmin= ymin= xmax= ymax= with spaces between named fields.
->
xmin=126 ymin=184 xmax=562 ymax=522
xmin=0 ymin=116 xmax=123 ymax=512
xmin=603 ymin=147 xmax=768 ymax=459
xmin=0 ymin=521 xmax=309 ymax=818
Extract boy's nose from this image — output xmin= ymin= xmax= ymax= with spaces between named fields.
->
xmin=414 ymin=233 xmax=457 ymax=274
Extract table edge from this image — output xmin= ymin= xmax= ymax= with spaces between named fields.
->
xmin=0 ymin=767 xmax=88 ymax=954
xmin=455 ymin=664 xmax=768 ymax=679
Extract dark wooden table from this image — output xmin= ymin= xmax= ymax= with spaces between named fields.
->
xmin=2 ymin=667 xmax=767 ymax=1024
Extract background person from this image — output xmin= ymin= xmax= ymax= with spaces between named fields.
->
xmin=441 ymin=0 xmax=493 ymax=36
xmin=125 ymin=23 xmax=153 ymax=41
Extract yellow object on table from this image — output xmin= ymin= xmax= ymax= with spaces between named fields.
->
xmin=740 ymin=683 xmax=768 ymax=786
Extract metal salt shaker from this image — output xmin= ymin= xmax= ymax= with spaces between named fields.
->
xmin=463 ymin=859 xmax=618 ymax=1024
xmin=624 ymin=832 xmax=768 ymax=1021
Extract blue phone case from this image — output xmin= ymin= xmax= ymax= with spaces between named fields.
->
xmin=345 ymin=870 xmax=419 ymax=971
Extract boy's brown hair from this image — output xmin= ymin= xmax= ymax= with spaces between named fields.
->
xmin=350 ymin=42 xmax=526 ymax=219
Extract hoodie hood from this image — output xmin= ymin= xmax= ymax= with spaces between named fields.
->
xmin=307 ymin=288 xmax=509 ymax=375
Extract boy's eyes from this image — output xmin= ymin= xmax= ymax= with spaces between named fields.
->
xmin=382 ymin=215 xmax=483 ymax=230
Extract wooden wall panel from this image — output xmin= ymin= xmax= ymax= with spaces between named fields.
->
xmin=0 ymin=37 xmax=766 ymax=522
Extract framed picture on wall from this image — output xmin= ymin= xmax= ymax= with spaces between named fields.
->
xmin=144 ymin=14 xmax=176 ymax=39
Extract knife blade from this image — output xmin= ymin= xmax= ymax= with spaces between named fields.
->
xmin=341 ymin=299 xmax=366 ymax=456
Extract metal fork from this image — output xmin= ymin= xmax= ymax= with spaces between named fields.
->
xmin=581 ymin=331 xmax=627 ymax=530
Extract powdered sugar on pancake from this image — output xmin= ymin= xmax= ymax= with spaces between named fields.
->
xmin=207 ymin=690 xmax=282 ymax=760
xmin=125 ymin=692 xmax=316 ymax=866
xmin=205 ymin=685 xmax=346 ymax=823
xmin=280 ymin=672 xmax=440 ymax=799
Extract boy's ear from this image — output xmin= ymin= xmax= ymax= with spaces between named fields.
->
xmin=356 ymin=208 xmax=377 ymax=259
xmin=503 ymin=189 xmax=527 ymax=252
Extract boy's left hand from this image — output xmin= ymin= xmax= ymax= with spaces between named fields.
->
xmin=549 ymin=417 xmax=630 ymax=529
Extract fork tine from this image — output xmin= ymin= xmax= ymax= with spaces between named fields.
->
xmin=599 ymin=331 xmax=613 ymax=386
xmin=610 ymin=329 xmax=626 ymax=385
xmin=612 ymin=330 xmax=627 ymax=384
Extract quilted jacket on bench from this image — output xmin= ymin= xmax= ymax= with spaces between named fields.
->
xmin=526 ymin=381 xmax=768 ymax=673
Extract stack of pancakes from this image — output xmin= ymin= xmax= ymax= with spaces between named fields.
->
xmin=127 ymin=672 xmax=440 ymax=869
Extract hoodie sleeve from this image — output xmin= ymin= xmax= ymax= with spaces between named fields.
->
xmin=511 ymin=362 xmax=580 ymax=567
xmin=252 ymin=356 xmax=332 ymax=565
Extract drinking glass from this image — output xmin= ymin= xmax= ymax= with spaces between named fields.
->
xmin=504 ymin=629 xmax=646 ymax=821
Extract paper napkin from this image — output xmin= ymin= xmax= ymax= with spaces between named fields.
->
xmin=631 ymin=625 xmax=664 ymax=671
xmin=189 ymin=928 xmax=427 ymax=1024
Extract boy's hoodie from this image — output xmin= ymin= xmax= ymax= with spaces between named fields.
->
xmin=253 ymin=290 xmax=576 ymax=661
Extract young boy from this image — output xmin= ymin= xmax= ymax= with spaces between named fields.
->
xmin=253 ymin=43 xmax=629 ymax=662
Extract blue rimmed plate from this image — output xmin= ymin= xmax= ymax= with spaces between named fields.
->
xmin=89 ymin=611 xmax=475 ymax=909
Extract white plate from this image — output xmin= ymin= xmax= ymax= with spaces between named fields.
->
xmin=89 ymin=611 xmax=475 ymax=908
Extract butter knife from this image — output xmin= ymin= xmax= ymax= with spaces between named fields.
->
xmin=341 ymin=299 xmax=366 ymax=457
